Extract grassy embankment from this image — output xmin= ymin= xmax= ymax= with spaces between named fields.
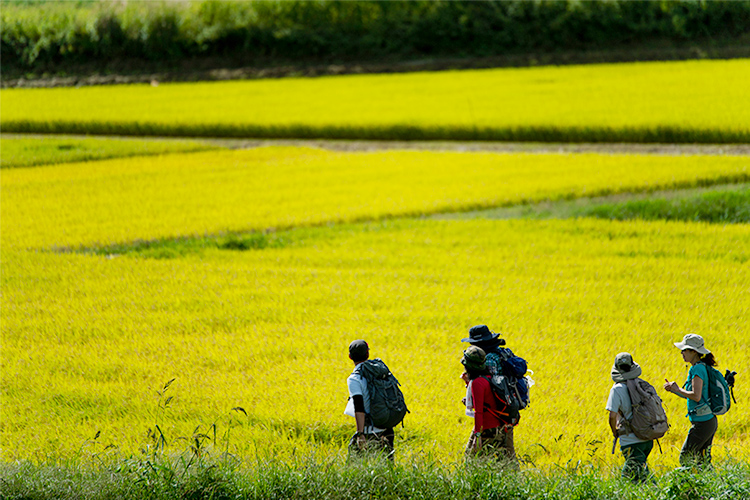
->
xmin=436 ymin=183 xmax=750 ymax=224
xmin=3 ymin=59 xmax=750 ymax=143
xmin=3 ymin=457 xmax=750 ymax=500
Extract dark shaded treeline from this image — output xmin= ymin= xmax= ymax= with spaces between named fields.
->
xmin=2 ymin=0 xmax=750 ymax=79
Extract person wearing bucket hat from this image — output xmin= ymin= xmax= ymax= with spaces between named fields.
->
xmin=461 ymin=325 xmax=528 ymax=396
xmin=605 ymin=353 xmax=654 ymax=482
xmin=460 ymin=346 xmax=517 ymax=464
xmin=663 ymin=334 xmax=719 ymax=468
xmin=461 ymin=325 xmax=530 ymax=461
xmin=461 ymin=325 xmax=507 ymax=386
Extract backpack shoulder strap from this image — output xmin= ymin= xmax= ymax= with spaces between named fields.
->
xmin=624 ymin=379 xmax=642 ymax=406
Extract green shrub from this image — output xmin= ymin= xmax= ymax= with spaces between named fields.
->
xmin=2 ymin=0 xmax=750 ymax=74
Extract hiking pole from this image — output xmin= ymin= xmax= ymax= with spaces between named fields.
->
xmin=612 ymin=436 xmax=617 ymax=455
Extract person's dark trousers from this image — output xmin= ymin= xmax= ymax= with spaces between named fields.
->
xmin=621 ymin=440 xmax=653 ymax=482
xmin=348 ymin=428 xmax=394 ymax=461
xmin=679 ymin=416 xmax=718 ymax=468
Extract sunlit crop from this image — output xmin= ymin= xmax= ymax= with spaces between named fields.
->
xmin=2 ymin=146 xmax=749 ymax=250
xmin=2 ymin=142 xmax=749 ymax=470
xmin=2 ymin=217 xmax=749 ymax=468
xmin=3 ymin=59 xmax=750 ymax=143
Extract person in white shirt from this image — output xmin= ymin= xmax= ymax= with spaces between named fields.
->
xmin=344 ymin=339 xmax=394 ymax=460
xmin=606 ymin=352 xmax=653 ymax=482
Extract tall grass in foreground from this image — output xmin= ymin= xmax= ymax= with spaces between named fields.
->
xmin=3 ymin=60 xmax=749 ymax=143
xmin=2 ymin=456 xmax=749 ymax=500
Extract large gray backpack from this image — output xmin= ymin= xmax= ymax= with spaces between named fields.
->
xmin=621 ymin=378 xmax=669 ymax=441
xmin=356 ymin=358 xmax=408 ymax=429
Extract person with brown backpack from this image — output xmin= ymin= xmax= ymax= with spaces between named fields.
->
xmin=606 ymin=352 xmax=668 ymax=482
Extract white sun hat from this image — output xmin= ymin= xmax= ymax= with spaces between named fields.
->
xmin=674 ymin=334 xmax=711 ymax=355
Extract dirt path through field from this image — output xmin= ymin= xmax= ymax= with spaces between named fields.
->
xmin=7 ymin=134 xmax=750 ymax=156
xmin=429 ymin=182 xmax=750 ymax=221
xmin=209 ymin=138 xmax=750 ymax=156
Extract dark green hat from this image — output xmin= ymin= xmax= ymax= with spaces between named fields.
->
xmin=461 ymin=346 xmax=486 ymax=371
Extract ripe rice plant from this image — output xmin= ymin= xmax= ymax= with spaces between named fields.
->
xmin=0 ymin=134 xmax=218 ymax=169
xmin=2 ymin=146 xmax=749 ymax=250
xmin=3 ymin=59 xmax=750 ymax=143
xmin=2 ymin=217 xmax=749 ymax=466
xmin=2 ymin=138 xmax=748 ymax=478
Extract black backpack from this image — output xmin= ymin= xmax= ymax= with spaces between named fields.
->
xmin=481 ymin=375 xmax=521 ymax=427
xmin=356 ymin=358 xmax=409 ymax=428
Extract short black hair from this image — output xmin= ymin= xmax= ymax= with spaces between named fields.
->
xmin=349 ymin=339 xmax=369 ymax=362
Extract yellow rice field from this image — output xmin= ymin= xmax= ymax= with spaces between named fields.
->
xmin=3 ymin=59 xmax=750 ymax=142
xmin=2 ymin=147 xmax=749 ymax=250
xmin=2 ymin=218 xmax=749 ymax=467
xmin=1 ymin=146 xmax=748 ymax=469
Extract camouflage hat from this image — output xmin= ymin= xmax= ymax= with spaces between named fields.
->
xmin=611 ymin=352 xmax=642 ymax=383
xmin=461 ymin=346 xmax=487 ymax=371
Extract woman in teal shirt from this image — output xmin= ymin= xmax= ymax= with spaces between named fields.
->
xmin=663 ymin=334 xmax=718 ymax=468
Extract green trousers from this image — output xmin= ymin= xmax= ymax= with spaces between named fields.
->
xmin=621 ymin=440 xmax=653 ymax=482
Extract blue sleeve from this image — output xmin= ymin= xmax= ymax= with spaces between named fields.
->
xmin=690 ymin=364 xmax=708 ymax=384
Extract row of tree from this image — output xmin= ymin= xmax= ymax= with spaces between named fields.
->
xmin=2 ymin=0 xmax=750 ymax=74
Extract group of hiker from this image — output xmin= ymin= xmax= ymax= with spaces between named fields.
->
xmin=345 ymin=327 xmax=736 ymax=482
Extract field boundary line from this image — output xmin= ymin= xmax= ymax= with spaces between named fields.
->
xmin=5 ymin=121 xmax=750 ymax=145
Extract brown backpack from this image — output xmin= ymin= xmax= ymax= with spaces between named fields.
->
xmin=617 ymin=378 xmax=669 ymax=441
